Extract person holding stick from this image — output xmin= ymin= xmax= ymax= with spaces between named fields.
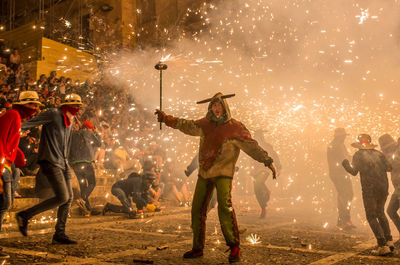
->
xmin=155 ymin=92 xmax=276 ymax=263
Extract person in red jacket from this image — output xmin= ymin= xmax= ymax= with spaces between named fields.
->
xmin=0 ymin=91 xmax=42 ymax=258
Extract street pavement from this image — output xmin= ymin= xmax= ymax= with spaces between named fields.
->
xmin=0 ymin=196 xmax=400 ymax=264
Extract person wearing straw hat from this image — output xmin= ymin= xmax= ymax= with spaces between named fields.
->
xmin=16 ymin=93 xmax=86 ymax=245
xmin=378 ymin=134 xmax=400 ymax=240
xmin=342 ymin=134 xmax=394 ymax=256
xmin=327 ymin=128 xmax=355 ymax=230
xmin=0 ymin=91 xmax=42 ymax=259
xmin=155 ymin=92 xmax=276 ymax=263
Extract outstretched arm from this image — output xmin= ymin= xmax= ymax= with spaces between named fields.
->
xmin=22 ymin=109 xmax=54 ymax=129
xmin=155 ymin=109 xmax=202 ymax=136
xmin=233 ymin=139 xmax=276 ymax=178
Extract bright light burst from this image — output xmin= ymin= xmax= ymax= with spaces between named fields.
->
xmin=246 ymin=233 xmax=261 ymax=244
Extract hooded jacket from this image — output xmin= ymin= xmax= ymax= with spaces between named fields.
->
xmin=163 ymin=93 xmax=273 ymax=179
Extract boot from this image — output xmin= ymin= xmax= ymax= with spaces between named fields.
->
xmin=102 ymin=203 xmax=111 ymax=216
xmin=128 ymin=210 xmax=137 ymax=219
xmin=52 ymin=234 xmax=77 ymax=245
xmin=16 ymin=212 xmax=28 ymax=237
xmin=260 ymin=208 xmax=267 ymax=219
xmin=371 ymin=245 xmax=391 ymax=256
xmin=183 ymin=249 xmax=203 ymax=259
xmin=228 ymin=245 xmax=240 ymax=263
xmin=387 ymin=241 xmax=395 ymax=252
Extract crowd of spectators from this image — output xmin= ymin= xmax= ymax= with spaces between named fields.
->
xmin=0 ymin=44 xmax=191 ymax=211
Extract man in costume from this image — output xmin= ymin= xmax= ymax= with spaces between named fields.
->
xmin=16 ymin=93 xmax=85 ymax=244
xmin=155 ymin=92 xmax=276 ymax=263
xmin=0 ymin=91 xmax=42 ymax=258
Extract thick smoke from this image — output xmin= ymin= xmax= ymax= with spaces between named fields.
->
xmin=102 ymin=0 xmax=400 ymax=223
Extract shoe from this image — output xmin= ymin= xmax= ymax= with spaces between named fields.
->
xmin=52 ymin=234 xmax=77 ymax=245
xmin=185 ymin=201 xmax=192 ymax=207
xmin=16 ymin=212 xmax=28 ymax=237
xmin=183 ymin=249 xmax=203 ymax=259
xmin=387 ymin=240 xmax=395 ymax=252
xmin=0 ymin=252 xmax=10 ymax=259
xmin=371 ymin=245 xmax=391 ymax=256
xmin=343 ymin=221 xmax=356 ymax=230
xmin=154 ymin=207 xmax=161 ymax=212
xmin=128 ymin=211 xmax=137 ymax=219
xmin=102 ymin=203 xmax=110 ymax=216
xmin=260 ymin=208 xmax=267 ymax=219
xmin=178 ymin=202 xmax=185 ymax=207
xmin=228 ymin=245 xmax=240 ymax=263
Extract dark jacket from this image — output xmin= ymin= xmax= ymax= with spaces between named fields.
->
xmin=69 ymin=128 xmax=101 ymax=163
xmin=343 ymin=149 xmax=391 ymax=195
xmin=113 ymin=173 xmax=151 ymax=206
xmin=22 ymin=108 xmax=72 ymax=170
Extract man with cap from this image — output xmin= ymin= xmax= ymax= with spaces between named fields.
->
xmin=155 ymin=92 xmax=276 ymax=263
xmin=327 ymin=128 xmax=355 ymax=230
xmin=378 ymin=134 xmax=400 ymax=238
xmin=69 ymin=120 xmax=101 ymax=212
xmin=0 ymin=91 xmax=42 ymax=258
xmin=16 ymin=93 xmax=85 ymax=244
xmin=342 ymin=134 xmax=394 ymax=256
xmin=103 ymin=160 xmax=155 ymax=219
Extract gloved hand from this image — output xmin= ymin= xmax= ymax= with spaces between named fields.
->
xmin=268 ymin=163 xmax=277 ymax=180
xmin=154 ymin=109 xmax=167 ymax=123
xmin=146 ymin=203 xmax=156 ymax=212
xmin=342 ymin=159 xmax=350 ymax=168
xmin=154 ymin=109 xmax=177 ymax=127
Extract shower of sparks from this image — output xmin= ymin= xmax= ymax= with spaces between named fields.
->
xmin=246 ymin=233 xmax=261 ymax=244
xmin=26 ymin=0 xmax=400 ymax=231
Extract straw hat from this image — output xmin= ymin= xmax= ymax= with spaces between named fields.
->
xmin=351 ymin=134 xmax=377 ymax=149
xmin=14 ymin=91 xmax=44 ymax=106
xmin=60 ymin=93 xmax=87 ymax=107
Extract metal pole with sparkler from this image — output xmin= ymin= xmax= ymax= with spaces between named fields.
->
xmin=155 ymin=61 xmax=168 ymax=129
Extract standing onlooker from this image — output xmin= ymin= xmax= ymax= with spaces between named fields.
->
xmin=379 ymin=134 xmax=400 ymax=239
xmin=69 ymin=120 xmax=101 ymax=212
xmin=253 ymin=130 xmax=282 ymax=218
xmin=9 ymin=49 xmax=21 ymax=72
xmin=327 ymin=128 xmax=355 ymax=230
xmin=342 ymin=134 xmax=394 ymax=256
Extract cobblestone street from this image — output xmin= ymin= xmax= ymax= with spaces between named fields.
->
xmin=1 ymin=196 xmax=400 ymax=265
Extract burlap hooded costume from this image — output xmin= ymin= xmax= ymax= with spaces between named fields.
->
xmin=156 ymin=92 xmax=274 ymax=259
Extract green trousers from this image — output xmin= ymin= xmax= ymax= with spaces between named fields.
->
xmin=191 ymin=176 xmax=240 ymax=250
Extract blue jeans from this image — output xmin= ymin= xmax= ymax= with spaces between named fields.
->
xmin=71 ymin=162 xmax=96 ymax=210
xmin=0 ymin=168 xmax=13 ymax=231
xmin=20 ymin=162 xmax=73 ymax=236
xmin=107 ymin=185 xmax=133 ymax=213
